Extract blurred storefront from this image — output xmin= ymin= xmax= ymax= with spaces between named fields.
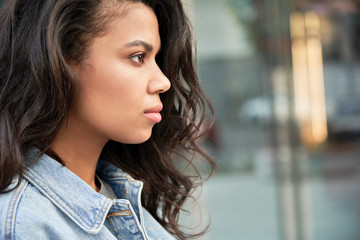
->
xmin=189 ymin=0 xmax=360 ymax=239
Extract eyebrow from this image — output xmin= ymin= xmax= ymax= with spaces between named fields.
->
xmin=123 ymin=40 xmax=154 ymax=52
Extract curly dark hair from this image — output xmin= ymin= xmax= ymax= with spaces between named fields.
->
xmin=0 ymin=0 xmax=215 ymax=239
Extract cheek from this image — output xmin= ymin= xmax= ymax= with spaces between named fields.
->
xmin=73 ymin=66 xmax=151 ymax=142
xmin=80 ymin=65 xmax=137 ymax=105
xmin=69 ymin=49 xmax=157 ymax=142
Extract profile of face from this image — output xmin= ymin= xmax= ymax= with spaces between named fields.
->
xmin=68 ymin=3 xmax=171 ymax=145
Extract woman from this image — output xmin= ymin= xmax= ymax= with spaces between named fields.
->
xmin=0 ymin=0 xmax=215 ymax=239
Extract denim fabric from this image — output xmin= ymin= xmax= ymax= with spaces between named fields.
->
xmin=0 ymin=149 xmax=176 ymax=240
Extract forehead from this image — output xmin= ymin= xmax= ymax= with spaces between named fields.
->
xmin=104 ymin=3 xmax=160 ymax=43
xmin=87 ymin=2 xmax=161 ymax=54
xmin=101 ymin=1 xmax=154 ymax=28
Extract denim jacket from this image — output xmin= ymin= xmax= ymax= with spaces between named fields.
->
xmin=0 ymin=149 xmax=176 ymax=240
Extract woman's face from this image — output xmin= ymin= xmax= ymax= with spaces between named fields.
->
xmin=69 ymin=3 xmax=170 ymax=144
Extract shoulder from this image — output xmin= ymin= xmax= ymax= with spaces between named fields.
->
xmin=0 ymin=177 xmax=29 ymax=240
xmin=0 ymin=177 xmax=73 ymax=240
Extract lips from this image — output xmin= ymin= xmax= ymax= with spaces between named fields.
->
xmin=144 ymin=104 xmax=163 ymax=123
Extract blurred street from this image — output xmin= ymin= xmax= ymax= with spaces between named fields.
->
xmin=190 ymin=0 xmax=360 ymax=239
xmin=201 ymin=126 xmax=360 ymax=240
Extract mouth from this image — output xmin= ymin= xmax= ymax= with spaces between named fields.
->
xmin=144 ymin=104 xmax=163 ymax=123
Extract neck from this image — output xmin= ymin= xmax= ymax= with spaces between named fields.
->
xmin=50 ymin=120 xmax=108 ymax=192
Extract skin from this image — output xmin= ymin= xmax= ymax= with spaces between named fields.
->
xmin=50 ymin=3 xmax=171 ymax=191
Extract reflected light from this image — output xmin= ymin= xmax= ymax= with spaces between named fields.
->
xmin=290 ymin=11 xmax=328 ymax=146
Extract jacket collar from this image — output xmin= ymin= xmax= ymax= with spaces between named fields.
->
xmin=22 ymin=149 xmax=139 ymax=234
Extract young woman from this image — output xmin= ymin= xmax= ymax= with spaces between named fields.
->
xmin=0 ymin=0 xmax=215 ymax=239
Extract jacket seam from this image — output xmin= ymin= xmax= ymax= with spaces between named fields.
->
xmin=4 ymin=179 xmax=28 ymax=240
xmin=24 ymin=169 xmax=110 ymax=231
xmin=127 ymin=204 xmax=147 ymax=239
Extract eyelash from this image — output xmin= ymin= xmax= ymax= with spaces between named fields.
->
xmin=130 ymin=53 xmax=146 ymax=64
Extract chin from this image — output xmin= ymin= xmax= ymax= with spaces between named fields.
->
xmin=114 ymin=130 xmax=153 ymax=144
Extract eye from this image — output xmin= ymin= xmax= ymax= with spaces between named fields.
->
xmin=130 ymin=53 xmax=145 ymax=64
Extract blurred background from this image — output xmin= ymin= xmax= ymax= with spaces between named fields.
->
xmin=182 ymin=0 xmax=360 ymax=239
xmin=1 ymin=0 xmax=360 ymax=239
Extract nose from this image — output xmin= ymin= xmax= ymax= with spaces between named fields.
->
xmin=147 ymin=66 xmax=171 ymax=94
